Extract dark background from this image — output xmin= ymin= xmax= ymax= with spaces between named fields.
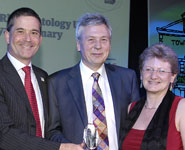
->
xmin=129 ymin=0 xmax=148 ymax=96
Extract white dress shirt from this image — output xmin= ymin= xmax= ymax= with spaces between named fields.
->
xmin=80 ymin=61 xmax=118 ymax=150
xmin=7 ymin=52 xmax=45 ymax=138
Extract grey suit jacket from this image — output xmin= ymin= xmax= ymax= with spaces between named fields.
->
xmin=46 ymin=63 xmax=140 ymax=146
xmin=0 ymin=55 xmax=60 ymax=150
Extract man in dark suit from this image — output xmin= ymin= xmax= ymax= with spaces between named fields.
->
xmin=0 ymin=7 xmax=77 ymax=150
xmin=46 ymin=13 xmax=140 ymax=149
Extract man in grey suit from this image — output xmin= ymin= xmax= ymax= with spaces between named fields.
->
xmin=46 ymin=13 xmax=140 ymax=149
xmin=0 ymin=7 xmax=79 ymax=150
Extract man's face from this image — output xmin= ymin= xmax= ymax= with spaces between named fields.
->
xmin=5 ymin=16 xmax=42 ymax=65
xmin=77 ymin=24 xmax=111 ymax=71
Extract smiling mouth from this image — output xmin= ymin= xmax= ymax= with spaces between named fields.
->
xmin=21 ymin=44 xmax=34 ymax=48
xmin=148 ymin=81 xmax=160 ymax=84
xmin=93 ymin=53 xmax=102 ymax=56
xmin=23 ymin=45 xmax=31 ymax=48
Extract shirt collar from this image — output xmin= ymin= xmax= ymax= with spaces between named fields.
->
xmin=7 ymin=52 xmax=32 ymax=72
xmin=79 ymin=60 xmax=106 ymax=80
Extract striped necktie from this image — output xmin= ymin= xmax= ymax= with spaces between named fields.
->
xmin=22 ymin=66 xmax=42 ymax=137
xmin=92 ymin=72 xmax=109 ymax=150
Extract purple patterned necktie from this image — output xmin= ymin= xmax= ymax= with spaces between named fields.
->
xmin=22 ymin=66 xmax=42 ymax=137
xmin=92 ymin=72 xmax=109 ymax=150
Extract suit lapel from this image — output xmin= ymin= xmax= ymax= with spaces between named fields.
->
xmin=1 ymin=55 xmax=33 ymax=114
xmin=33 ymin=67 xmax=46 ymax=107
xmin=67 ymin=64 xmax=88 ymax=127
xmin=105 ymin=64 xmax=121 ymax=136
xmin=33 ymin=66 xmax=48 ymax=123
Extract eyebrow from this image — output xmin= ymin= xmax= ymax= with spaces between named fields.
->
xmin=15 ymin=28 xmax=24 ymax=31
xmin=87 ymin=35 xmax=110 ymax=38
xmin=15 ymin=28 xmax=40 ymax=33
xmin=32 ymin=29 xmax=40 ymax=33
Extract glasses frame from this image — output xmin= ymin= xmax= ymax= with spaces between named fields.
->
xmin=142 ymin=67 xmax=172 ymax=76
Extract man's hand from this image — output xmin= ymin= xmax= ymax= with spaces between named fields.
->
xmin=59 ymin=143 xmax=85 ymax=150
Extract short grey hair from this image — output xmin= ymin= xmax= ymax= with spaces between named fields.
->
xmin=75 ymin=13 xmax=112 ymax=40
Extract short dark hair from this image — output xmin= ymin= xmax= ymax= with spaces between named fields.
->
xmin=139 ymin=43 xmax=179 ymax=74
xmin=7 ymin=7 xmax=41 ymax=32
xmin=75 ymin=13 xmax=112 ymax=40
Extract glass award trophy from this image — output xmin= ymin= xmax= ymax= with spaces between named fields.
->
xmin=83 ymin=123 xmax=98 ymax=150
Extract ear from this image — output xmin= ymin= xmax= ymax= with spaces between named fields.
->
xmin=171 ymin=73 xmax=177 ymax=83
xmin=76 ymin=40 xmax=81 ymax=52
xmin=140 ymin=76 xmax=142 ymax=81
xmin=5 ymin=30 xmax=10 ymax=44
xmin=39 ymin=35 xmax=42 ymax=45
xmin=140 ymin=70 xmax=143 ymax=80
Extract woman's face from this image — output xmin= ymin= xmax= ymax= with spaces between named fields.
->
xmin=141 ymin=57 xmax=177 ymax=95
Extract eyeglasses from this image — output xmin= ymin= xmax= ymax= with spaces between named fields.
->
xmin=143 ymin=67 xmax=172 ymax=76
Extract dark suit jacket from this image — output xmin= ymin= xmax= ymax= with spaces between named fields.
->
xmin=46 ymin=63 xmax=140 ymax=146
xmin=0 ymin=55 xmax=60 ymax=150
